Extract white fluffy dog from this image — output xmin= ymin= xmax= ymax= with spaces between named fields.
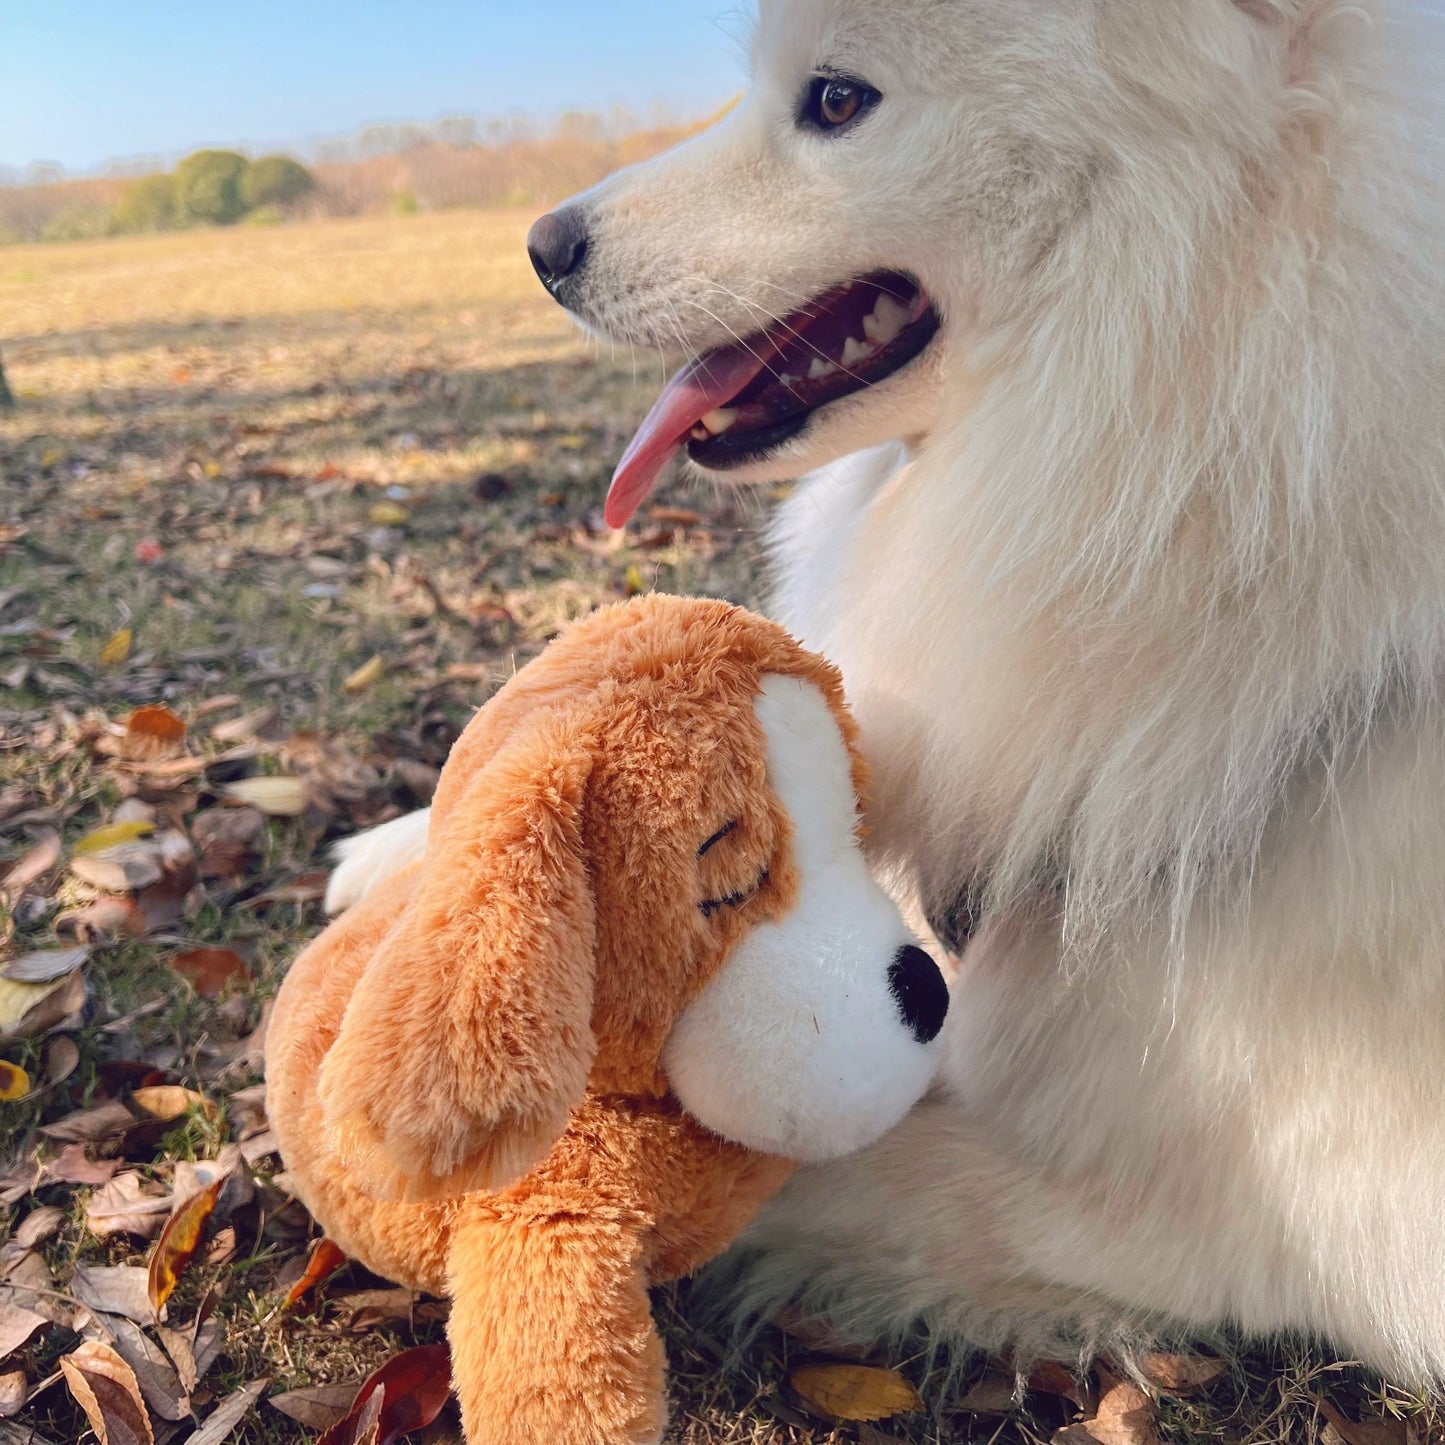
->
xmin=330 ymin=0 xmax=1445 ymax=1383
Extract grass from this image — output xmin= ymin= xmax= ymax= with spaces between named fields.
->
xmin=0 ymin=212 xmax=1440 ymax=1445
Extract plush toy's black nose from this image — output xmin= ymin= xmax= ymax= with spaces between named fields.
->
xmin=527 ymin=206 xmax=590 ymax=293
xmin=888 ymin=945 xmax=949 ymax=1044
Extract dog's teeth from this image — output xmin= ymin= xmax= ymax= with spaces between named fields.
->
xmin=699 ymin=407 xmax=739 ymax=435
xmin=841 ymin=336 xmax=874 ymax=368
xmin=864 ymin=292 xmax=910 ymax=348
xmin=808 ymin=356 xmax=840 ymax=381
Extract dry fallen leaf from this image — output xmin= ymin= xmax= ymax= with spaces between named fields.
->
xmin=343 ymin=655 xmax=385 ymax=693
xmin=0 ymin=969 xmax=87 ymax=1045
xmin=316 ymin=1344 xmax=452 ymax=1445
xmin=130 ymin=1086 xmax=214 ymax=1124
xmin=60 ymin=1339 xmax=154 ymax=1445
xmin=269 ymin=1381 xmax=363 ymax=1431
xmin=147 ymin=1177 xmax=224 ymax=1315
xmin=103 ymin=1318 xmax=190 ymax=1423
xmin=0 ymin=1299 xmax=49 ymax=1360
xmin=1138 ymin=1352 xmax=1226 ymax=1394
xmin=121 ymin=707 xmax=186 ymax=763
xmin=42 ymin=1142 xmax=120 ymax=1188
xmin=369 ymin=502 xmax=409 ymax=526
xmin=0 ymin=1371 xmax=25 ymax=1419
xmin=1070 ymin=1377 xmax=1160 ymax=1445
xmin=8 ymin=1205 xmax=66 ymax=1255
xmin=1030 ymin=1361 xmax=1095 ymax=1412
xmin=182 ymin=1377 xmax=269 ymax=1445
xmin=74 ymin=821 xmax=156 ymax=857
xmin=789 ymin=1364 xmax=923 ymax=1424
xmin=40 ymin=1098 xmax=135 ymax=1144
xmin=86 ymin=1173 xmax=173 ymax=1241
xmin=282 ymin=1237 xmax=347 ymax=1312
xmin=0 ymin=829 xmax=61 ymax=901
xmin=958 ymin=1372 xmax=1018 ymax=1414
xmin=0 ymin=1063 xmax=27 ymax=1101
xmin=222 ymin=776 xmax=307 ymax=816
xmin=44 ymin=1035 xmax=80 ymax=1089
xmin=70 ymin=1265 xmax=154 ymax=1325
xmin=1315 ymin=1396 xmax=1409 ymax=1445
xmin=168 ymin=948 xmax=249 ymax=998
xmin=99 ymin=628 xmax=134 ymax=670
xmin=1 ymin=945 xmax=90 ymax=985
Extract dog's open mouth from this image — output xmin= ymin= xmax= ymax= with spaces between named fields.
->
xmin=605 ymin=271 xmax=939 ymax=527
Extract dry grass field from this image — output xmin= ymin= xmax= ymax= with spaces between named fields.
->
xmin=0 ymin=212 xmax=1438 ymax=1445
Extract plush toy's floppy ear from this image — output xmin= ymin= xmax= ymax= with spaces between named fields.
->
xmin=317 ymin=715 xmax=597 ymax=1202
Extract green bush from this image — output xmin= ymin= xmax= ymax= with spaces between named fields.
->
xmin=40 ymin=205 xmax=115 ymax=243
xmin=112 ymin=173 xmax=178 ymax=234
xmin=173 ymin=149 xmax=248 ymax=226
xmin=390 ymin=187 xmax=419 ymax=216
xmin=240 ymin=154 xmax=316 ymax=211
xmin=241 ymin=204 xmax=285 ymax=227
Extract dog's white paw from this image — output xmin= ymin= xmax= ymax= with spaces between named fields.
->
xmin=324 ymin=808 xmax=433 ymax=914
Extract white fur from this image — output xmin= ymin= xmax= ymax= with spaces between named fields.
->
xmin=323 ymin=808 xmax=432 ymax=915
xmin=663 ymin=675 xmax=941 ymax=1159
xmin=545 ymin=0 xmax=1445 ymax=1384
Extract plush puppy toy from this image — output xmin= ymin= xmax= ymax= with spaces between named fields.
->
xmin=266 ymin=595 xmax=949 ymax=1445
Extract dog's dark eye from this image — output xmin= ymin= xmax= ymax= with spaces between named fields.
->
xmin=801 ymin=75 xmax=881 ymax=134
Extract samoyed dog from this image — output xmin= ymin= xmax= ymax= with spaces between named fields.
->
xmin=331 ymin=0 xmax=1445 ymax=1382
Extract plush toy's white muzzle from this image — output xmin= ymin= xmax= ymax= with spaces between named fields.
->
xmin=663 ymin=675 xmax=948 ymax=1161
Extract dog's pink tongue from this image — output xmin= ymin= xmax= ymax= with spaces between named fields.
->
xmin=605 ymin=346 xmax=767 ymax=529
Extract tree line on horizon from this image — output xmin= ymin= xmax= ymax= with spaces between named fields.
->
xmin=0 ymin=109 xmax=708 ymax=246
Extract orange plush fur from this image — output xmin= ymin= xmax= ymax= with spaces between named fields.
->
xmin=266 ymin=596 xmax=870 ymax=1445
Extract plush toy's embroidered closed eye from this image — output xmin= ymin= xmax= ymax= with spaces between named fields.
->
xmin=265 ymin=595 xmax=949 ymax=1445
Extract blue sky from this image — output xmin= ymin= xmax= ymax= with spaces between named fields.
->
xmin=0 ymin=1 xmax=753 ymax=173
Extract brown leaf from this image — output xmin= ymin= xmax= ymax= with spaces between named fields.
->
xmin=269 ymin=1382 xmax=362 ymax=1431
xmin=54 ymin=897 xmax=144 ymax=943
xmin=1316 ymin=1397 xmax=1409 ymax=1445
xmin=61 ymin=1340 xmax=154 ymax=1445
xmin=789 ymin=1364 xmax=923 ymax=1424
xmin=71 ymin=849 xmax=163 ymax=893
xmin=86 ymin=1173 xmax=172 ymax=1241
xmin=168 ymin=948 xmax=249 ymax=998
xmin=281 ymin=1237 xmax=346 ymax=1312
xmin=103 ymin=1318 xmax=189 ymax=1422
xmin=130 ymin=1086 xmax=214 ymax=1124
xmin=0 ymin=830 xmax=61 ymax=900
xmin=182 ymin=1378 xmax=268 ymax=1445
xmin=771 ymin=1306 xmax=875 ymax=1361
xmin=0 ymin=1299 xmax=48 ymax=1359
xmin=1030 ymin=1360 xmax=1096 ymax=1412
xmin=35 ymin=1040 xmax=77 ymax=1097
xmin=209 ymin=708 xmax=277 ymax=744
xmin=121 ymin=707 xmax=186 ymax=763
xmin=1 ymin=945 xmax=89 ymax=985
xmin=8 ymin=1206 xmax=65 ymax=1255
xmin=0 ymin=1371 xmax=25 ymax=1419
xmin=1075 ymin=1378 xmax=1160 ymax=1445
xmin=40 ymin=1099 xmax=134 ymax=1143
xmin=333 ymin=1288 xmax=420 ymax=1329
xmin=316 ymin=1344 xmax=452 ymax=1445
xmin=41 ymin=1142 xmax=119 ymax=1187
xmin=70 ymin=1265 xmax=154 ymax=1325
xmin=0 ymin=969 xmax=87 ymax=1044
xmin=147 ymin=1176 xmax=223 ymax=1315
xmin=1138 ymin=1352 xmax=1226 ymax=1395
xmin=221 ymin=776 xmax=306 ymax=816
xmin=958 ymin=1372 xmax=1018 ymax=1414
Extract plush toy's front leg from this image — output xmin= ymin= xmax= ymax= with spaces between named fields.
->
xmin=446 ymin=1192 xmax=666 ymax=1445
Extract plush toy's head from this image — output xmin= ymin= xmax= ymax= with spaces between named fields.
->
xmin=318 ymin=596 xmax=948 ymax=1201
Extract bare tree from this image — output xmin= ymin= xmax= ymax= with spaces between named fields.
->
xmin=0 ymin=352 xmax=12 ymax=410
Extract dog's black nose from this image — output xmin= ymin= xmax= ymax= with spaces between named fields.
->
xmin=527 ymin=207 xmax=590 ymax=292
xmin=888 ymin=945 xmax=949 ymax=1044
